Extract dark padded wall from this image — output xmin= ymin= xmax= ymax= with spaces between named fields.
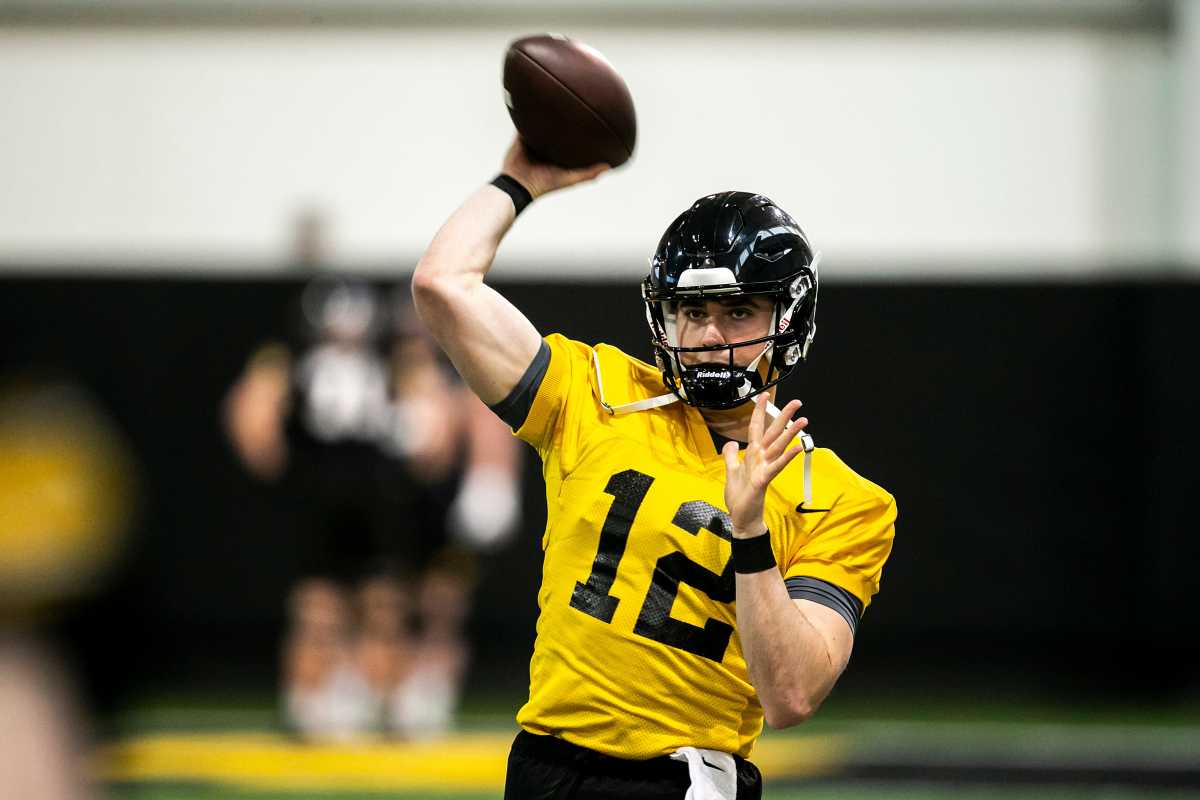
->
xmin=1 ymin=276 xmax=1196 ymax=708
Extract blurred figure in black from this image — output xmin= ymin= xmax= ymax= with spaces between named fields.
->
xmin=224 ymin=278 xmax=520 ymax=741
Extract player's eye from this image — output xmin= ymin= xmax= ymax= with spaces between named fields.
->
xmin=683 ymin=307 xmax=706 ymax=320
xmin=729 ymin=307 xmax=754 ymax=320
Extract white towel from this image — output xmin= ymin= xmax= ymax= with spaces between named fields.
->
xmin=669 ymin=747 xmax=737 ymax=800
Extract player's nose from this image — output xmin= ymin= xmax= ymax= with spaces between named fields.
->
xmin=699 ymin=320 xmax=726 ymax=347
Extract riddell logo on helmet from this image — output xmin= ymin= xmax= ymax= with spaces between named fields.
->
xmin=695 ymin=370 xmax=731 ymax=380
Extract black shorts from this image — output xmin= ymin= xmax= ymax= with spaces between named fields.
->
xmin=285 ymin=441 xmax=463 ymax=585
xmin=504 ymin=730 xmax=762 ymax=800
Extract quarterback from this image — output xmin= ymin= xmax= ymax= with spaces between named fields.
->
xmin=412 ymin=140 xmax=896 ymax=799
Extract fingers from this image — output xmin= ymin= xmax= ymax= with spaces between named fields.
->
xmin=546 ymin=162 xmax=611 ymax=195
xmin=568 ymin=162 xmax=611 ymax=184
xmin=766 ymin=441 xmax=804 ymax=479
xmin=764 ymin=398 xmax=801 ymax=441
xmin=721 ymin=439 xmax=740 ymax=474
xmin=501 ymin=136 xmax=528 ymax=172
xmin=749 ymin=394 xmax=767 ymax=446
xmin=764 ymin=414 xmax=805 ymax=455
xmin=763 ymin=414 xmax=806 ymax=456
xmin=762 ymin=399 xmax=805 ymax=460
xmin=762 ymin=416 xmax=807 ymax=464
xmin=502 ymin=137 xmax=612 ymax=198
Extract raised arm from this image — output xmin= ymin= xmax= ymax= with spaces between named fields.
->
xmin=411 ymin=139 xmax=608 ymax=405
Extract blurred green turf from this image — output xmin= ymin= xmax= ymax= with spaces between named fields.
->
xmin=101 ymin=690 xmax=1200 ymax=800
xmin=105 ymin=686 xmax=1200 ymax=735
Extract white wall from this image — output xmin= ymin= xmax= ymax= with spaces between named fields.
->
xmin=0 ymin=24 xmax=1172 ymax=278
xmin=1175 ymin=0 xmax=1200 ymax=265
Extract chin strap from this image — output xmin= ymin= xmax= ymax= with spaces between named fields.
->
xmin=765 ymin=401 xmax=815 ymax=508
xmin=592 ymin=350 xmax=815 ymax=507
xmin=593 ymin=349 xmax=681 ymax=414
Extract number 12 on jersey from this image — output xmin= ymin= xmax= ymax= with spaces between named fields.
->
xmin=569 ymin=469 xmax=737 ymax=662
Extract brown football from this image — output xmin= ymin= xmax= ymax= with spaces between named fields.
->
xmin=503 ymin=34 xmax=637 ymax=169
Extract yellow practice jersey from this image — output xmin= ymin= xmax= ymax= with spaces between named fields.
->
xmin=514 ymin=334 xmax=896 ymax=759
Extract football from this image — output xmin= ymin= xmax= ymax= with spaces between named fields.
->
xmin=503 ymin=33 xmax=637 ymax=169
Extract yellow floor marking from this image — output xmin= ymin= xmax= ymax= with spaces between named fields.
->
xmin=99 ymin=730 xmax=846 ymax=791
xmin=754 ymin=733 xmax=848 ymax=778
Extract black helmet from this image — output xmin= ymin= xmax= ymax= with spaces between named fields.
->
xmin=642 ymin=191 xmax=819 ymax=409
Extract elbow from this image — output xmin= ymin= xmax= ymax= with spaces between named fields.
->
xmin=411 ymin=258 xmax=480 ymax=312
xmin=762 ymin=693 xmax=820 ymax=730
xmin=410 ymin=260 xmax=445 ymax=307
xmin=410 ymin=261 xmax=458 ymax=324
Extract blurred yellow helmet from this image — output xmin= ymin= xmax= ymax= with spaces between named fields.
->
xmin=0 ymin=380 xmax=136 ymax=623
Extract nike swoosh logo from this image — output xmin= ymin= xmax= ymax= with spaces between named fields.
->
xmin=701 ymin=757 xmax=726 ymax=772
xmin=795 ymin=504 xmax=831 ymax=513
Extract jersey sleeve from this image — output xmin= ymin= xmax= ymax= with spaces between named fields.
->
xmin=511 ymin=334 xmax=596 ymax=464
xmin=488 ymin=340 xmax=551 ymax=430
xmin=781 ymin=492 xmax=897 ymax=612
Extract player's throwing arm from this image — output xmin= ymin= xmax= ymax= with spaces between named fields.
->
xmin=413 ymin=34 xmax=626 ymax=403
xmin=410 ymin=140 xmax=607 ymax=405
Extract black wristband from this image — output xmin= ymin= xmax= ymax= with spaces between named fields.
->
xmin=491 ymin=173 xmax=533 ymax=216
xmin=732 ymin=532 xmax=777 ymax=574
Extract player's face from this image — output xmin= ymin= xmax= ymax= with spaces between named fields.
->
xmin=675 ymin=296 xmax=774 ymax=367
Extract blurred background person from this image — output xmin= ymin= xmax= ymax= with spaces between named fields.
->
xmin=224 ymin=272 xmax=521 ymax=740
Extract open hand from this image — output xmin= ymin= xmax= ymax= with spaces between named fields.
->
xmin=721 ymin=396 xmax=807 ymax=538
xmin=501 ymin=137 xmax=610 ymax=199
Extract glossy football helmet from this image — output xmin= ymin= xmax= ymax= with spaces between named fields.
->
xmin=642 ymin=191 xmax=819 ymax=409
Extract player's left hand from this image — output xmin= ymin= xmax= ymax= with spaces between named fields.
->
xmin=721 ymin=395 xmax=807 ymax=538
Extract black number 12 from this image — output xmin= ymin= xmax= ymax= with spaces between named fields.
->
xmin=569 ymin=469 xmax=736 ymax=662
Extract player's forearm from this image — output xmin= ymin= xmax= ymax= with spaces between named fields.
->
xmin=413 ymin=185 xmax=516 ymax=299
xmin=736 ymin=570 xmax=843 ymax=729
